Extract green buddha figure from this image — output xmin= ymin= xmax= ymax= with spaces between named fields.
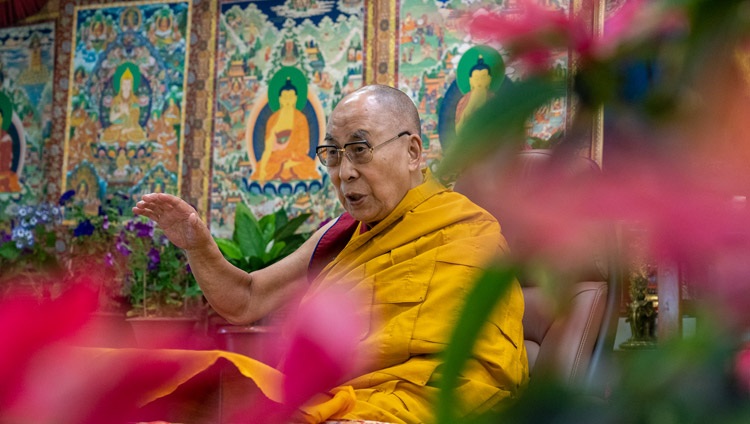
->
xmin=455 ymin=55 xmax=493 ymax=133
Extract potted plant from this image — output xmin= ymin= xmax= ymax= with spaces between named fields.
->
xmin=58 ymin=190 xmax=139 ymax=347
xmin=212 ymin=202 xmax=312 ymax=362
xmin=213 ymin=202 xmax=312 ymax=273
xmin=0 ymin=203 xmax=66 ymax=300
xmin=61 ymin=190 xmax=132 ymax=313
xmin=119 ymin=216 xmax=205 ymax=349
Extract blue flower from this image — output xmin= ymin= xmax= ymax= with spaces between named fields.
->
xmin=116 ymin=239 xmax=131 ymax=256
xmin=13 ymin=227 xmax=34 ymax=249
xmin=135 ymin=220 xmax=155 ymax=238
xmin=73 ymin=219 xmax=95 ymax=237
xmin=59 ymin=190 xmax=76 ymax=205
xmin=147 ymin=247 xmax=160 ymax=271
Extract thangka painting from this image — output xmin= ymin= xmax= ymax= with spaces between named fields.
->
xmin=398 ymin=0 xmax=571 ymax=168
xmin=212 ymin=0 xmax=365 ymax=236
xmin=62 ymin=1 xmax=191 ymax=216
xmin=0 ymin=22 xmax=55 ymax=222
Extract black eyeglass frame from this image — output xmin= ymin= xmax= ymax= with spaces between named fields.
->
xmin=316 ymin=131 xmax=412 ymax=167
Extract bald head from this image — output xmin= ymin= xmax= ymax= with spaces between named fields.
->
xmin=333 ymin=84 xmax=421 ymax=137
xmin=324 ymin=84 xmax=425 ymax=225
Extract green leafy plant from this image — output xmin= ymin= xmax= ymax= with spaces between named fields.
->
xmin=0 ymin=203 xmax=65 ymax=298
xmin=120 ymin=216 xmax=202 ymax=318
xmin=213 ymin=202 xmax=312 ymax=272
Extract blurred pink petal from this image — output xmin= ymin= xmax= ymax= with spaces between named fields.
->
xmin=599 ymin=0 xmax=688 ymax=57
xmin=233 ymin=288 xmax=365 ymax=423
xmin=0 ymin=278 xmax=98 ymax=408
xmin=469 ymin=1 xmax=589 ymax=72
xmin=4 ymin=347 xmax=187 ymax=424
xmin=735 ymin=343 xmax=750 ymax=394
xmin=459 ymin=142 xmax=750 ymax=326
xmin=469 ymin=0 xmax=687 ymax=72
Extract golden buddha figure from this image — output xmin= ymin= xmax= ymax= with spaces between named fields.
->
xmin=253 ymin=77 xmax=319 ymax=182
xmin=101 ymin=67 xmax=148 ymax=147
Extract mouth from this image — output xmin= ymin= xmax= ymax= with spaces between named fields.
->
xmin=345 ymin=193 xmax=366 ymax=205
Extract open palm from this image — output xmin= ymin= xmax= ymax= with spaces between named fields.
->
xmin=132 ymin=193 xmax=211 ymax=251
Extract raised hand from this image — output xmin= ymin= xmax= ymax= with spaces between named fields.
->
xmin=132 ymin=193 xmax=212 ymax=251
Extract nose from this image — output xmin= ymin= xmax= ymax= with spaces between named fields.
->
xmin=337 ymin=154 xmax=359 ymax=182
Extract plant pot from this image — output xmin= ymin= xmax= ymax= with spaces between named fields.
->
xmin=127 ymin=316 xmax=199 ymax=349
xmin=216 ymin=325 xmax=280 ymax=365
xmin=76 ymin=311 xmax=136 ymax=348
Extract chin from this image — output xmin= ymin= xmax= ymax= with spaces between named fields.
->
xmin=347 ymin=209 xmax=373 ymax=225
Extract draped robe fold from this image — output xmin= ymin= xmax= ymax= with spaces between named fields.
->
xmin=299 ymin=169 xmax=528 ymax=423
xmin=80 ymin=170 xmax=527 ymax=423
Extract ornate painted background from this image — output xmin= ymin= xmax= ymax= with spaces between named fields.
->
xmin=50 ymin=0 xmax=216 ymax=220
xmin=0 ymin=0 xmax=602 ymax=230
xmin=211 ymin=0 xmax=366 ymax=236
xmin=397 ymin=0 xmax=572 ymax=170
xmin=0 ymin=22 xmax=55 ymax=221
xmin=60 ymin=0 xmax=191 ymax=215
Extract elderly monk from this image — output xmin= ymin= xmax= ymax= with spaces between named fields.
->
xmin=133 ymin=84 xmax=528 ymax=423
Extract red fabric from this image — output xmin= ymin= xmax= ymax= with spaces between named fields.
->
xmin=0 ymin=0 xmax=50 ymax=29
xmin=307 ymin=213 xmax=360 ymax=282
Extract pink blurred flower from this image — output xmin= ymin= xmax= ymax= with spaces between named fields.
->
xmin=468 ymin=0 xmax=687 ymax=73
xmin=457 ymin=143 xmax=750 ymax=326
xmin=0 ymin=278 xmax=200 ymax=423
xmin=0 ymin=278 xmax=98 ymax=409
xmin=735 ymin=343 xmax=750 ymax=394
xmin=227 ymin=288 xmax=366 ymax=423
xmin=600 ymin=0 xmax=688 ymax=57
xmin=470 ymin=2 xmax=586 ymax=73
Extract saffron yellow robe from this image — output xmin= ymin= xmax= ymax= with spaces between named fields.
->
xmin=300 ymin=169 xmax=528 ymax=423
xmin=91 ymin=170 xmax=526 ymax=423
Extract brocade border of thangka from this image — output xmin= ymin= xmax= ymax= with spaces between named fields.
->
xmin=571 ymin=0 xmax=606 ymax=166
xmin=51 ymin=0 xmax=215 ymax=220
xmin=365 ymin=0 xmax=397 ymax=86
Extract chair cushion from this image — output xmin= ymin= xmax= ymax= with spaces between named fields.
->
xmin=522 ymin=281 xmax=608 ymax=385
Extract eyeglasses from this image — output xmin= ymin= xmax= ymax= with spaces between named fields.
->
xmin=316 ymin=131 xmax=412 ymax=167
xmin=316 ymin=131 xmax=411 ymax=167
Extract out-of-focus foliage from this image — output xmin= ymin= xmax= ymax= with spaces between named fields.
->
xmin=437 ymin=0 xmax=750 ymax=422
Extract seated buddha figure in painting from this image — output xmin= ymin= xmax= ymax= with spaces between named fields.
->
xmin=455 ymin=55 xmax=494 ymax=134
xmin=101 ymin=65 xmax=148 ymax=147
xmin=252 ymin=77 xmax=319 ymax=183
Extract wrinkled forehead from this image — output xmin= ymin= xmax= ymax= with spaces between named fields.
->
xmin=323 ymin=127 xmax=371 ymax=145
xmin=326 ymin=91 xmax=390 ymax=140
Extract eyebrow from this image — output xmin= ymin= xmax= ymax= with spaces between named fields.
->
xmin=323 ymin=129 xmax=372 ymax=146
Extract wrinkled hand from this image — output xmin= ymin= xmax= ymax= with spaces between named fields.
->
xmin=132 ymin=193 xmax=211 ymax=251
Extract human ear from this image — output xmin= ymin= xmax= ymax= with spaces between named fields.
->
xmin=406 ymin=134 xmax=422 ymax=170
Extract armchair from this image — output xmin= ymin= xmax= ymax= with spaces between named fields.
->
xmin=454 ymin=148 xmax=620 ymax=391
